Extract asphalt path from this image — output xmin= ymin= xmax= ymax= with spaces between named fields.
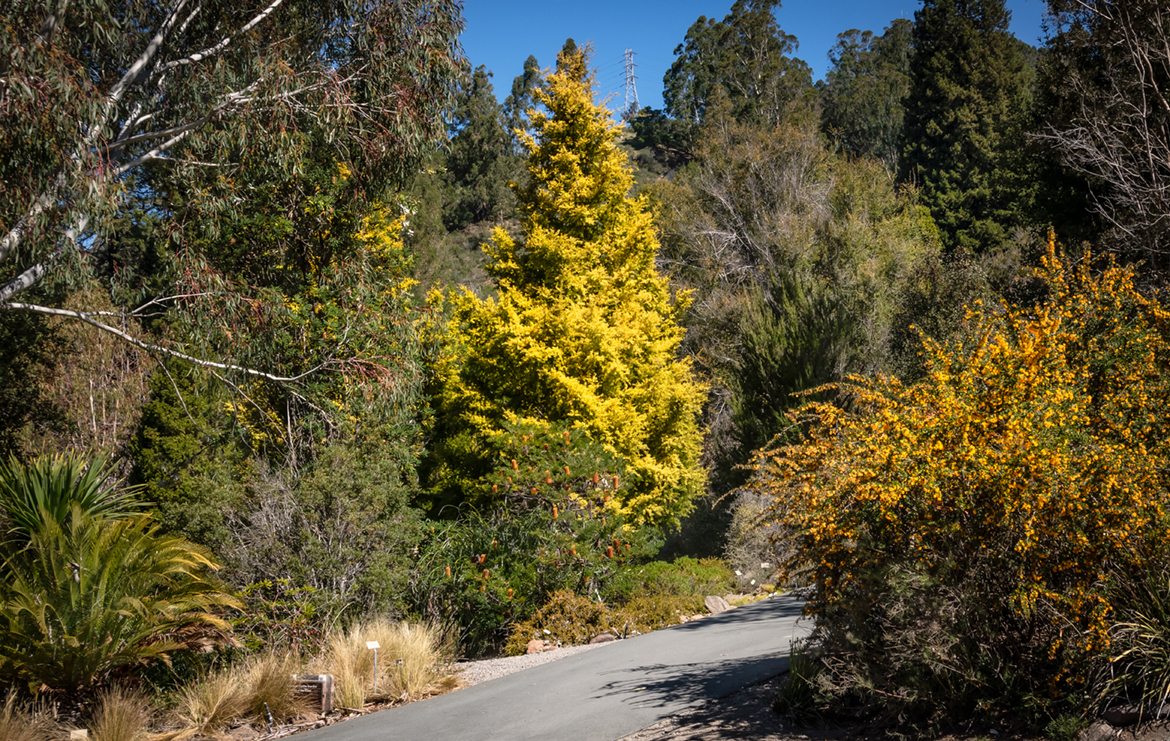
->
xmin=301 ymin=592 xmax=810 ymax=741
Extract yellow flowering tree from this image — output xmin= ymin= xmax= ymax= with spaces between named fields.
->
xmin=427 ymin=47 xmax=706 ymax=527
xmin=757 ymin=235 xmax=1170 ymax=724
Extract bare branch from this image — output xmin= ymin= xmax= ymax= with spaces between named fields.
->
xmin=0 ymin=302 xmax=328 ymax=383
xmin=161 ymin=0 xmax=285 ymax=72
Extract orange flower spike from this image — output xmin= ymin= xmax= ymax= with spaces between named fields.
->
xmin=507 ymin=588 xmax=514 ymax=599
xmin=479 ymin=554 xmax=486 ymax=564
xmin=612 ymin=475 xmax=620 ymax=489
xmin=592 ymin=472 xmax=599 ymax=484
xmin=482 ymin=569 xmax=490 ymax=579
xmin=606 ymin=546 xmax=614 ymax=558
xmin=564 ymin=466 xmax=571 ymax=476
xmin=552 ymin=506 xmax=558 ymax=520
xmin=445 ymin=566 xmax=451 ymax=578
xmin=511 ymin=459 xmax=518 ymax=471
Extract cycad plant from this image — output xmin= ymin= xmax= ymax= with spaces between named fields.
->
xmin=0 ymin=509 xmax=241 ymax=692
xmin=0 ymin=453 xmax=142 ymax=540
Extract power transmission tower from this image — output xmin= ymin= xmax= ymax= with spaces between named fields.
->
xmin=622 ymin=49 xmax=639 ymax=122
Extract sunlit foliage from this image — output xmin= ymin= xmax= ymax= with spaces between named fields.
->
xmin=427 ymin=47 xmax=706 ymax=527
xmin=754 ymin=234 xmax=1170 ymax=722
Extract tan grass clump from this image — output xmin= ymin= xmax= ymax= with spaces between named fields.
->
xmin=174 ymin=669 xmax=248 ymax=738
xmin=242 ymin=653 xmax=307 ymax=723
xmin=0 ymin=692 xmax=59 ymax=741
xmin=90 ymin=685 xmax=152 ymax=741
xmin=322 ymin=618 xmax=444 ymax=707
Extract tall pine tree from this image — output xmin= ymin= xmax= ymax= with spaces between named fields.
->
xmin=899 ymin=0 xmax=1030 ymax=252
xmin=426 ymin=47 xmax=707 ymax=527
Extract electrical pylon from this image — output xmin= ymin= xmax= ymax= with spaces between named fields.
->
xmin=622 ymin=49 xmax=639 ymax=122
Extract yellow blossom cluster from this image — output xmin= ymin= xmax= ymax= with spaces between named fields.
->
xmin=753 ymin=234 xmax=1170 ymax=696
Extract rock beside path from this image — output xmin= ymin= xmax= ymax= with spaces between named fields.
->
xmin=705 ymin=595 xmax=732 ymax=614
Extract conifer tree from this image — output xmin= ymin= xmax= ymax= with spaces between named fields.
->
xmin=427 ymin=47 xmax=707 ymax=527
xmin=899 ymin=0 xmax=1030 ymax=252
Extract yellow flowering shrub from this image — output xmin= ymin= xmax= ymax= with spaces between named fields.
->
xmin=754 ymin=235 xmax=1170 ymax=724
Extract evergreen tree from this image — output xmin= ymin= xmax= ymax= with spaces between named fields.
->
xmin=427 ymin=47 xmax=707 ymax=528
xmin=899 ymin=0 xmax=1030 ymax=252
xmin=444 ymin=66 xmax=517 ymax=230
xmin=503 ymin=55 xmax=542 ymax=156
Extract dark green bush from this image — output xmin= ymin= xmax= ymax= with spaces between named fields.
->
xmin=409 ymin=504 xmax=660 ymax=658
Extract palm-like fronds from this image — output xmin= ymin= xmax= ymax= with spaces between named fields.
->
xmin=0 ymin=511 xmax=241 ymax=692
xmin=0 ymin=454 xmax=143 ymax=540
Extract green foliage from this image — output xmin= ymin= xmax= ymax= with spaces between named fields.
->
xmin=664 ymin=0 xmax=814 ymax=126
xmin=504 ymin=590 xmax=611 ymax=656
xmin=1 ymin=0 xmax=464 ymax=306
xmin=772 ymin=644 xmax=824 ymax=721
xmin=1045 ymin=714 xmax=1089 ymax=741
xmin=230 ymin=580 xmax=342 ymax=657
xmin=899 ymin=0 xmax=1032 ymax=252
xmin=1093 ymin=555 xmax=1170 ymax=719
xmin=410 ymin=498 xmax=660 ymax=657
xmin=0 ymin=511 xmax=240 ymax=692
xmin=0 ymin=309 xmax=69 ymax=455
xmin=651 ymin=115 xmax=939 ymax=494
xmin=0 ymin=453 xmax=143 ymax=541
xmin=819 ymin=19 xmax=912 ymax=169
xmin=617 ymin=593 xmax=704 ymax=633
xmin=607 ymin=557 xmax=736 ymax=605
xmin=629 ymin=108 xmax=698 ymax=155
xmin=443 ymin=66 xmax=519 ymax=230
xmin=428 ymin=46 xmax=707 ymax=527
xmin=503 ymin=55 xmax=542 ymax=156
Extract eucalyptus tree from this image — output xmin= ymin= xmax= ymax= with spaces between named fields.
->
xmin=0 ymin=0 xmax=464 ymax=381
xmin=664 ymin=0 xmax=813 ymax=127
xmin=819 ymin=19 xmax=913 ymax=170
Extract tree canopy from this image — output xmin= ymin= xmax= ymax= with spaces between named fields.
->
xmin=427 ymin=47 xmax=707 ymax=527
xmin=663 ymin=0 xmax=813 ymax=127
xmin=0 ymin=0 xmax=464 ymax=376
xmin=899 ymin=0 xmax=1030 ymax=252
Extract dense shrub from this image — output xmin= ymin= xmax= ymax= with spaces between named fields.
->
xmin=409 ymin=501 xmax=660 ymax=657
xmin=607 ymin=557 xmax=736 ymax=604
xmin=504 ymin=590 xmax=612 ymax=656
xmin=752 ymin=238 xmax=1170 ymax=728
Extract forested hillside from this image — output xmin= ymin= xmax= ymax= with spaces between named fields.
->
xmin=2 ymin=0 xmax=1170 ymax=736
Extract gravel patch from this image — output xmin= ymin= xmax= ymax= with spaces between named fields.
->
xmin=453 ymin=642 xmax=615 ymax=687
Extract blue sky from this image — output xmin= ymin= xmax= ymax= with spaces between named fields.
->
xmin=459 ymin=0 xmax=1050 ymax=112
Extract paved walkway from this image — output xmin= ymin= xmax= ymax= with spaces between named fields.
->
xmin=302 ymin=592 xmax=809 ymax=741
